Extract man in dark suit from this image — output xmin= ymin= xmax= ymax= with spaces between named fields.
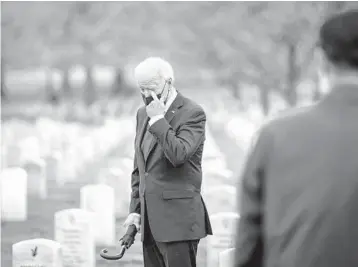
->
xmin=235 ymin=10 xmax=358 ymax=267
xmin=122 ymin=57 xmax=212 ymax=267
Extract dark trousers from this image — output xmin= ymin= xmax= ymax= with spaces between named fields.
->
xmin=142 ymin=202 xmax=200 ymax=267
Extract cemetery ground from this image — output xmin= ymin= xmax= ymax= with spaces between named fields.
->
xmin=1 ymin=90 xmax=245 ymax=267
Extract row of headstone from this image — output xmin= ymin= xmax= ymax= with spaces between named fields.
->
xmin=12 ymin=209 xmax=95 ymax=267
xmin=11 ymin=210 xmax=238 ymax=267
xmin=9 ymin=114 xmax=138 ymax=266
xmin=1 ymin=115 xmax=135 ymax=225
xmin=202 ymin=126 xmax=236 ymax=216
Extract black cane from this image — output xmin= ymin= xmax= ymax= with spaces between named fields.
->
xmin=100 ymin=224 xmax=137 ymax=261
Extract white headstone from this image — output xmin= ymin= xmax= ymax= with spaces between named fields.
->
xmin=45 ymin=152 xmax=61 ymax=183
xmin=203 ymin=186 xmax=237 ymax=214
xmin=5 ymin=144 xmax=22 ymax=167
xmin=219 ymin=248 xmax=236 ymax=267
xmin=98 ymin=167 xmax=131 ymax=218
xmin=207 ymin=212 xmax=240 ymax=267
xmin=1 ymin=168 xmax=28 ymax=221
xmin=22 ymin=158 xmax=47 ymax=199
xmin=20 ymin=137 xmax=42 ymax=163
xmin=13 ymin=238 xmax=62 ymax=267
xmin=54 ymin=209 xmax=95 ymax=267
xmin=79 ymin=136 xmax=95 ymax=163
xmin=80 ymin=184 xmax=115 ymax=246
xmin=56 ymin=148 xmax=79 ymax=186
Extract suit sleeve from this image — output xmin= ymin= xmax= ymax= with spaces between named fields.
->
xmin=148 ymin=107 xmax=206 ymax=167
xmin=235 ymin=126 xmax=272 ymax=267
xmin=129 ymin=110 xmax=141 ymax=214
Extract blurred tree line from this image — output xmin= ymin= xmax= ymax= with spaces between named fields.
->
xmin=1 ymin=2 xmax=357 ymax=111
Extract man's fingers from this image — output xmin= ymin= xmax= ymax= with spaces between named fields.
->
xmin=159 ymin=95 xmax=165 ymax=105
xmin=150 ymin=91 xmax=159 ymax=102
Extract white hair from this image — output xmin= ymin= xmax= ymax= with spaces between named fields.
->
xmin=134 ymin=57 xmax=175 ymax=89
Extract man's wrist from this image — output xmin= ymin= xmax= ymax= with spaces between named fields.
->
xmin=149 ymin=114 xmax=165 ymax=126
xmin=124 ymin=213 xmax=141 ymax=231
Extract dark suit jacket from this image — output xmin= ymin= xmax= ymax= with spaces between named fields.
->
xmin=129 ymin=92 xmax=213 ymax=242
xmin=235 ymin=84 xmax=358 ymax=267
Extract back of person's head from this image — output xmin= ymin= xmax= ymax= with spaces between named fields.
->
xmin=319 ymin=9 xmax=358 ymax=71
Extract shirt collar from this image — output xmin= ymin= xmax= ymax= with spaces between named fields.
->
xmin=164 ymin=89 xmax=178 ymax=113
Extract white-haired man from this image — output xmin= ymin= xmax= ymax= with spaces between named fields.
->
xmin=121 ymin=57 xmax=212 ymax=267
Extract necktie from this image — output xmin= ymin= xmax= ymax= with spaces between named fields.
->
xmin=141 ymin=125 xmax=154 ymax=160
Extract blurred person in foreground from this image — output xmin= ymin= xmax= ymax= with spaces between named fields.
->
xmin=235 ymin=10 xmax=358 ymax=267
xmin=122 ymin=57 xmax=212 ymax=267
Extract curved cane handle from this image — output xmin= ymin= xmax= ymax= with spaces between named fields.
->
xmin=100 ymin=245 xmax=126 ymax=260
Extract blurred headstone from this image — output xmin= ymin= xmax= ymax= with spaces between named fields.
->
xmin=78 ymin=136 xmax=96 ymax=164
xmin=268 ymin=91 xmax=288 ymax=118
xmin=1 ymin=168 xmax=27 ymax=221
xmin=111 ymin=68 xmax=123 ymax=95
xmin=45 ymin=67 xmax=60 ymax=106
xmin=219 ymin=248 xmax=236 ymax=267
xmin=5 ymin=144 xmax=22 ymax=167
xmin=92 ymin=65 xmax=116 ymax=89
xmin=69 ymin=65 xmax=87 ymax=98
xmin=98 ymin=166 xmax=131 ymax=218
xmin=61 ymin=67 xmax=72 ymax=97
xmin=45 ymin=151 xmax=62 ymax=183
xmin=54 ymin=209 xmax=95 ymax=267
xmin=203 ymin=186 xmax=236 ymax=214
xmin=56 ymin=148 xmax=79 ymax=186
xmin=22 ymin=158 xmax=47 ymax=199
xmin=239 ymin=83 xmax=261 ymax=110
xmin=12 ymin=238 xmax=62 ymax=267
xmin=80 ymin=184 xmax=115 ymax=246
xmin=207 ymin=212 xmax=240 ymax=267
xmin=19 ymin=136 xmax=42 ymax=163
xmin=296 ymin=80 xmax=315 ymax=108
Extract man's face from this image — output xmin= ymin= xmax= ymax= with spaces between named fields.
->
xmin=139 ymin=79 xmax=168 ymax=105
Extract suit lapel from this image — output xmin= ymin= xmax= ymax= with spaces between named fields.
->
xmin=136 ymin=111 xmax=149 ymax=166
xmin=144 ymin=93 xmax=185 ymax=165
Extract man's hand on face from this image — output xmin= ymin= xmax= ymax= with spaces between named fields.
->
xmin=146 ymin=91 xmax=166 ymax=118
